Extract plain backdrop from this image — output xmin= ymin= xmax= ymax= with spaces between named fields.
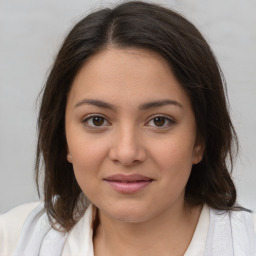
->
xmin=0 ymin=0 xmax=255 ymax=214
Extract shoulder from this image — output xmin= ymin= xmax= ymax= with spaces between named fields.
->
xmin=206 ymin=207 xmax=256 ymax=254
xmin=231 ymin=209 xmax=256 ymax=230
xmin=210 ymin=207 xmax=256 ymax=227
xmin=230 ymin=210 xmax=256 ymax=251
xmin=215 ymin=208 xmax=256 ymax=233
xmin=0 ymin=201 xmax=41 ymax=256
xmin=253 ymin=212 xmax=256 ymax=233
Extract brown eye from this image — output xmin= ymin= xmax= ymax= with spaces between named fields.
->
xmin=83 ymin=115 xmax=109 ymax=128
xmin=92 ymin=116 xmax=104 ymax=126
xmin=146 ymin=115 xmax=175 ymax=128
xmin=153 ymin=117 xmax=166 ymax=126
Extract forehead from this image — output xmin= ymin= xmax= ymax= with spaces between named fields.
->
xmin=67 ymin=47 xmax=191 ymax=109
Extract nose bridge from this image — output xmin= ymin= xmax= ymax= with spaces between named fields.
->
xmin=119 ymin=124 xmax=138 ymax=151
xmin=109 ymin=121 xmax=146 ymax=165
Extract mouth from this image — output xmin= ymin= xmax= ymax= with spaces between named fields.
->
xmin=104 ymin=174 xmax=154 ymax=194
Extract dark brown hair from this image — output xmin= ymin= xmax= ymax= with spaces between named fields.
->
xmin=36 ymin=1 xmax=241 ymax=232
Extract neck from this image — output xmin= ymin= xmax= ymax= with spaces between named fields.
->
xmin=93 ymin=202 xmax=202 ymax=256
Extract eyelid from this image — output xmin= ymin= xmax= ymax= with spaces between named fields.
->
xmin=145 ymin=114 xmax=175 ymax=128
xmin=82 ymin=114 xmax=111 ymax=128
xmin=82 ymin=113 xmax=106 ymax=120
xmin=81 ymin=113 xmax=175 ymax=129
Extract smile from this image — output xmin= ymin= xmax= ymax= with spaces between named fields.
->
xmin=104 ymin=174 xmax=153 ymax=194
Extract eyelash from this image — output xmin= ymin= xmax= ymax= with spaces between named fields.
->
xmin=82 ymin=114 xmax=175 ymax=129
xmin=146 ymin=115 xmax=175 ymax=128
xmin=82 ymin=114 xmax=110 ymax=128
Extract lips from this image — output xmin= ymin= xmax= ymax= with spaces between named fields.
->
xmin=104 ymin=174 xmax=153 ymax=193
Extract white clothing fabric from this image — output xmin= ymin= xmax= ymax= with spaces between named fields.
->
xmin=0 ymin=202 xmax=40 ymax=256
xmin=0 ymin=202 xmax=256 ymax=256
xmin=13 ymin=203 xmax=67 ymax=256
xmin=204 ymin=208 xmax=256 ymax=256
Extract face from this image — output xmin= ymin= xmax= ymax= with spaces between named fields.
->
xmin=65 ymin=47 xmax=204 ymax=223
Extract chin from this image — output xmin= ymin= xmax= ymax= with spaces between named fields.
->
xmin=100 ymin=203 xmax=154 ymax=224
xmin=111 ymin=212 xmax=150 ymax=223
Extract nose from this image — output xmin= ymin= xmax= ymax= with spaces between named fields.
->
xmin=108 ymin=125 xmax=147 ymax=166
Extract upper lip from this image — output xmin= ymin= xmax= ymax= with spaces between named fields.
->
xmin=104 ymin=174 xmax=153 ymax=182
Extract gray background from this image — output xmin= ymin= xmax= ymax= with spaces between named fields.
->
xmin=0 ymin=0 xmax=255 ymax=214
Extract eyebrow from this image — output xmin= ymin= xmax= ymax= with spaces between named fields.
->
xmin=74 ymin=99 xmax=117 ymax=110
xmin=74 ymin=99 xmax=183 ymax=110
xmin=139 ymin=99 xmax=183 ymax=110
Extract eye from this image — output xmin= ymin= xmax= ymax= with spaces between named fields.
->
xmin=146 ymin=115 xmax=175 ymax=128
xmin=82 ymin=115 xmax=110 ymax=128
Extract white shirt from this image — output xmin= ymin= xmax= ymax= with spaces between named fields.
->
xmin=0 ymin=202 xmax=255 ymax=256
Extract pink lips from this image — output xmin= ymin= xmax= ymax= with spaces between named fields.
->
xmin=104 ymin=174 xmax=153 ymax=194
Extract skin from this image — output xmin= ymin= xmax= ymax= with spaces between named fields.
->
xmin=65 ymin=47 xmax=204 ymax=256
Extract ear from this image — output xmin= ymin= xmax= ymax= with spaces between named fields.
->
xmin=192 ymin=137 xmax=205 ymax=164
xmin=66 ymin=147 xmax=72 ymax=163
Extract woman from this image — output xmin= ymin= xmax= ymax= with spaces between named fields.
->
xmin=0 ymin=1 xmax=255 ymax=255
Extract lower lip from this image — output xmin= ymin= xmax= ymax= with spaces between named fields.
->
xmin=105 ymin=180 xmax=152 ymax=194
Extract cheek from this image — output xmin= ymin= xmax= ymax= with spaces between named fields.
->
xmin=67 ymin=132 xmax=109 ymax=188
xmin=70 ymin=145 xmax=103 ymax=200
xmin=150 ymin=136 xmax=195 ymax=190
xmin=151 ymin=135 xmax=195 ymax=170
xmin=68 ymin=127 xmax=107 ymax=163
